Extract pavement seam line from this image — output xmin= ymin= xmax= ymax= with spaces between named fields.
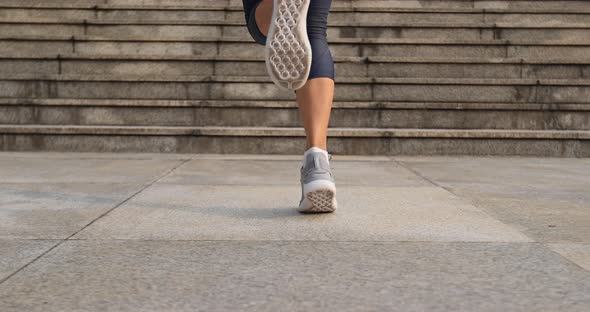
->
xmin=0 ymin=240 xmax=62 ymax=286
xmin=63 ymin=238 xmax=537 ymax=244
xmin=0 ymin=152 xmax=196 ymax=161
xmin=388 ymin=157 xmax=464 ymax=193
xmin=0 ymin=158 xmax=192 ymax=286
xmin=388 ymin=156 xmax=536 ymax=243
xmin=64 ymin=158 xmax=193 ymax=240
xmin=542 ymin=243 xmax=590 ymax=273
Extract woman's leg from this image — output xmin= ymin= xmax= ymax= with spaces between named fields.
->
xmin=296 ymin=78 xmax=334 ymax=150
xmin=254 ymin=0 xmax=273 ymax=36
xmin=243 ymin=0 xmax=337 ymax=212
xmin=244 ymin=0 xmax=335 ymax=151
xmin=295 ymin=0 xmax=335 ymax=151
xmin=242 ymin=0 xmax=268 ymax=46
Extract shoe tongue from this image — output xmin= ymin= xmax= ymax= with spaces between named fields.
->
xmin=302 ymin=147 xmax=329 ymax=167
xmin=313 ymin=156 xmax=321 ymax=169
xmin=304 ymin=147 xmax=329 ymax=159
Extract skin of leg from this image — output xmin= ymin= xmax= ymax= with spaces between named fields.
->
xmin=255 ymin=0 xmax=273 ymax=36
xmin=254 ymin=0 xmax=334 ymax=151
xmin=295 ymin=78 xmax=335 ymax=150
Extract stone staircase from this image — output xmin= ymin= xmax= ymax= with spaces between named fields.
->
xmin=1 ymin=0 xmax=589 ymax=156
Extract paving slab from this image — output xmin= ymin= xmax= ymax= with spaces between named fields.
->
xmin=547 ymin=243 xmax=590 ymax=271
xmin=0 ymin=240 xmax=589 ymax=312
xmin=0 ymin=151 xmax=195 ymax=160
xmin=190 ymin=154 xmax=391 ymax=161
xmin=0 ymin=158 xmax=182 ymax=183
xmin=0 ymin=239 xmax=57 ymax=281
xmin=159 ymin=159 xmax=429 ymax=186
xmin=0 ymin=183 xmax=142 ymax=239
xmin=0 ymin=156 xmax=184 ymax=183
xmin=397 ymin=157 xmax=590 ymax=243
xmin=74 ymin=184 xmax=530 ymax=242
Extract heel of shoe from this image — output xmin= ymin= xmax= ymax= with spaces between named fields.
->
xmin=297 ymin=180 xmax=337 ymax=213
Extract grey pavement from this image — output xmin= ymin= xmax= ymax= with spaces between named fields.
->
xmin=396 ymin=156 xmax=590 ymax=243
xmin=0 ymin=152 xmax=589 ymax=311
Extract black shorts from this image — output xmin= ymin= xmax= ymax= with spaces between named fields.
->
xmin=241 ymin=0 xmax=335 ymax=81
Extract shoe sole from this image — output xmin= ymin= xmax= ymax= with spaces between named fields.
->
xmin=265 ymin=0 xmax=312 ymax=91
xmin=298 ymin=180 xmax=337 ymax=213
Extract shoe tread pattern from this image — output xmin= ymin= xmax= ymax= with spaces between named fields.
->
xmin=267 ymin=0 xmax=311 ymax=90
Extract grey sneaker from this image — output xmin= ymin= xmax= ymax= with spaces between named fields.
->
xmin=298 ymin=147 xmax=337 ymax=213
xmin=265 ymin=0 xmax=312 ymax=91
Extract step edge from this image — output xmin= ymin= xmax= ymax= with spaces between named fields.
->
xmin=3 ymin=54 xmax=590 ymax=65
xmin=3 ymin=74 xmax=590 ymax=85
xmin=1 ymin=125 xmax=589 ymax=139
xmin=3 ymin=4 xmax=590 ymax=14
xmin=1 ymin=98 xmax=589 ymax=111
xmin=3 ymin=18 xmax=590 ymax=29
xmin=4 ymin=35 xmax=590 ymax=46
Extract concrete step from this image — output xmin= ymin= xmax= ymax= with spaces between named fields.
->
xmin=2 ymin=6 xmax=590 ymax=25
xmin=2 ymin=1 xmax=588 ymax=157
xmin=2 ymin=55 xmax=590 ymax=80
xmin=2 ymin=74 xmax=590 ymax=104
xmin=0 ymin=124 xmax=587 ymax=156
xmin=3 ymin=19 xmax=590 ymax=41
xmin=3 ymin=36 xmax=590 ymax=60
xmin=3 ymin=0 xmax=590 ymax=10
xmin=1 ymin=98 xmax=589 ymax=130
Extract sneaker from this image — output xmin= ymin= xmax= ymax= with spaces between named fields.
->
xmin=265 ymin=0 xmax=312 ymax=91
xmin=298 ymin=147 xmax=337 ymax=213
